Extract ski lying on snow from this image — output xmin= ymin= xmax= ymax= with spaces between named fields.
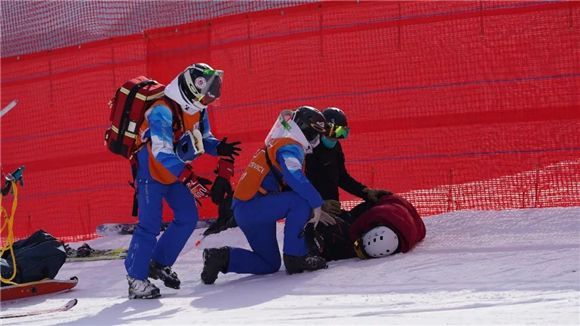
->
xmin=0 ymin=298 xmax=78 ymax=319
xmin=96 ymin=218 xmax=217 ymax=237
xmin=66 ymin=248 xmax=127 ymax=262
xmin=0 ymin=277 xmax=78 ymax=302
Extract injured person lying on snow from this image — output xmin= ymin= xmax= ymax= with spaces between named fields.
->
xmin=303 ymin=194 xmax=426 ymax=261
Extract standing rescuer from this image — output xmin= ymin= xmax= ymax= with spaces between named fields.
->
xmin=123 ymin=63 xmax=241 ymax=299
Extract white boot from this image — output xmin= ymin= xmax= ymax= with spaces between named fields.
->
xmin=127 ymin=275 xmax=161 ymax=299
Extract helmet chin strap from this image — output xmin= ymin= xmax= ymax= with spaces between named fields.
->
xmin=182 ymin=99 xmax=206 ymax=115
xmin=309 ymin=135 xmax=320 ymax=150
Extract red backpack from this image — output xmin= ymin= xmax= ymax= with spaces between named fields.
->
xmin=105 ymin=77 xmax=188 ymax=217
xmin=104 ymin=76 xmax=180 ymax=159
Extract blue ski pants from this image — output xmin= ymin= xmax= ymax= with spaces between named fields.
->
xmin=227 ymin=191 xmax=311 ymax=275
xmin=125 ymin=154 xmax=198 ymax=280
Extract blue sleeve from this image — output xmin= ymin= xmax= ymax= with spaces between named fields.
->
xmin=200 ymin=109 xmax=220 ymax=156
xmin=148 ymin=105 xmax=185 ymax=178
xmin=276 ymin=144 xmax=323 ymax=209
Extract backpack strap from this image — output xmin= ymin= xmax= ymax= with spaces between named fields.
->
xmin=159 ymin=96 xmax=184 ymax=135
xmin=129 ymin=158 xmax=139 ymax=217
xmin=198 ymin=109 xmax=205 ymax=136
xmin=264 ymin=149 xmax=286 ymax=192
xmin=160 ymin=96 xmax=205 ymax=136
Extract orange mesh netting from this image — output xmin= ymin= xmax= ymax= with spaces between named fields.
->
xmin=1 ymin=1 xmax=579 ymax=241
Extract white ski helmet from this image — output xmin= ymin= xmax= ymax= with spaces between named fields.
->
xmin=360 ymin=226 xmax=399 ymax=258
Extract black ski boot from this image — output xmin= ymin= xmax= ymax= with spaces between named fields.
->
xmin=201 ymin=247 xmax=230 ymax=285
xmin=75 ymin=243 xmax=95 ymax=257
xmin=148 ymin=260 xmax=181 ymax=289
xmin=283 ymin=253 xmax=328 ymax=275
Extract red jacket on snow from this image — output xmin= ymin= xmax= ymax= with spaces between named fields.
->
xmin=349 ymin=194 xmax=426 ymax=253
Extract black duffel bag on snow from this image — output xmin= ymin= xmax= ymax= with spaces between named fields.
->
xmin=1 ymin=229 xmax=67 ymax=286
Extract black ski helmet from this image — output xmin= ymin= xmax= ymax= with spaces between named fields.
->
xmin=322 ymin=107 xmax=348 ymax=127
xmin=177 ymin=63 xmax=223 ymax=106
xmin=322 ymin=107 xmax=350 ymax=139
xmin=292 ymin=106 xmax=327 ymax=142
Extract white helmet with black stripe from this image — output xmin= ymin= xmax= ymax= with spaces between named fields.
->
xmin=165 ymin=63 xmax=223 ymax=115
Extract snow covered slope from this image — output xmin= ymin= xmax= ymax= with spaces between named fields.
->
xmin=2 ymin=207 xmax=579 ymax=325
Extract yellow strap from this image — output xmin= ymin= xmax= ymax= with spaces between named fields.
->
xmin=1 ymin=180 xmax=19 ymax=285
xmin=119 ymin=86 xmax=165 ymax=101
xmin=2 ymin=278 xmax=52 ymax=287
xmin=353 ymin=239 xmax=369 ymax=260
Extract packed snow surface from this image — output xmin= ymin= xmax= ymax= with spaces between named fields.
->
xmin=2 ymin=207 xmax=579 ymax=325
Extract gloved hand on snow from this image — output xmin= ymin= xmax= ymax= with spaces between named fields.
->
xmin=307 ymin=207 xmax=337 ymax=229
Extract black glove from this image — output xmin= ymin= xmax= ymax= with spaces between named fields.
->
xmin=209 ymin=158 xmax=234 ymax=205
xmin=203 ymin=192 xmax=236 ymax=236
xmin=321 ymin=199 xmax=342 ymax=216
xmin=216 ymin=138 xmax=241 ymax=160
xmin=210 ymin=176 xmax=232 ymax=205
xmin=362 ymin=188 xmax=393 ymax=202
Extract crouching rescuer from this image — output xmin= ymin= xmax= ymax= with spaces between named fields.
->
xmin=104 ymin=63 xmax=241 ymax=299
xmin=301 ymin=107 xmax=425 ymax=261
xmin=200 ymin=107 xmax=335 ymax=284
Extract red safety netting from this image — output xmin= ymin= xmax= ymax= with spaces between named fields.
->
xmin=1 ymin=1 xmax=579 ymax=241
xmin=0 ymin=0 xmax=311 ymax=58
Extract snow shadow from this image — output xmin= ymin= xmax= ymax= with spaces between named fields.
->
xmin=189 ymin=271 xmax=305 ymax=311
xmin=58 ymin=298 xmax=180 ymax=326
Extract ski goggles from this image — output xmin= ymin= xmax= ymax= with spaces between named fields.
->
xmin=327 ymin=123 xmax=350 ymax=139
xmin=198 ymin=92 xmax=219 ymax=106
xmin=183 ymin=68 xmax=224 ymax=106
xmin=197 ymin=69 xmax=223 ymax=106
